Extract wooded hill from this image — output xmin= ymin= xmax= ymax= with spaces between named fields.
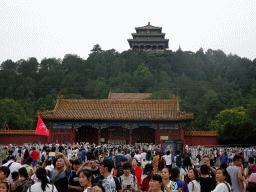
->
xmin=1 ymin=45 xmax=256 ymax=144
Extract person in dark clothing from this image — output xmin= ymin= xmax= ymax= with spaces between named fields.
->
xmin=200 ymin=165 xmax=215 ymax=192
xmin=59 ymin=145 xmax=64 ymax=153
xmin=86 ymin=149 xmax=92 ymax=161
xmin=116 ymin=157 xmax=127 ymax=178
xmin=68 ymin=159 xmax=83 ymax=192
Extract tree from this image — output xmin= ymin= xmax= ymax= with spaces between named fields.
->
xmin=209 ymin=106 xmax=255 ymax=144
xmin=0 ymin=99 xmax=33 ymax=130
xmin=62 ymin=54 xmax=85 ymax=74
xmin=1 ymin=59 xmax=17 ymax=71
xmin=17 ymin=58 xmax=39 ymax=77
xmin=90 ymin=44 xmax=103 ymax=53
xmin=133 ymin=63 xmax=152 ymax=77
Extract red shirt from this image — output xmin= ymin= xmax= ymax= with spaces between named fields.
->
xmin=30 ymin=150 xmax=39 ymax=161
xmin=134 ymin=167 xmax=142 ymax=186
xmin=141 ymin=176 xmax=150 ymax=192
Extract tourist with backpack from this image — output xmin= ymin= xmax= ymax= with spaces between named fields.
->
xmin=28 ymin=167 xmax=57 ymax=192
xmin=180 ymin=157 xmax=193 ymax=183
xmin=187 ymin=168 xmax=200 ymax=192
xmin=118 ymin=163 xmax=137 ymax=192
xmin=246 ymin=156 xmax=256 ymax=179
xmin=174 ymin=151 xmax=182 ymax=170
xmin=170 ymin=168 xmax=189 ymax=192
xmin=68 ymin=159 xmax=83 ymax=192
xmin=247 ymin=172 xmax=256 ymax=192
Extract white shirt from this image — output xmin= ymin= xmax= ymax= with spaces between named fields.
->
xmin=141 ymin=153 xmax=146 ymax=160
xmin=212 ymin=182 xmax=231 ymax=192
xmin=3 ymin=160 xmax=22 ymax=180
xmin=164 ymin=180 xmax=177 ymax=192
xmin=164 ymin=154 xmax=172 ymax=165
xmin=45 ymin=165 xmax=54 ymax=172
xmin=31 ymin=174 xmax=50 ymax=183
xmin=188 ymin=180 xmax=200 ymax=192
xmin=27 ymin=182 xmax=57 ymax=192
xmin=83 ymin=187 xmax=92 ymax=192
xmin=14 ymin=148 xmax=19 ymax=156
xmin=134 ymin=154 xmax=142 ymax=162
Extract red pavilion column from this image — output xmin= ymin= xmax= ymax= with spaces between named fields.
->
xmin=48 ymin=124 xmax=52 ymax=143
xmin=98 ymin=126 xmax=102 ymax=144
xmin=129 ymin=126 xmax=133 ymax=144
xmin=71 ymin=124 xmax=76 ymax=143
xmin=109 ymin=130 xmax=112 ymax=142
xmin=155 ymin=126 xmax=160 ymax=144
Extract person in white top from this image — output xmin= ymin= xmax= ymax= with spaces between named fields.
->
xmin=187 ymin=168 xmax=200 ymax=192
xmin=78 ymin=169 xmax=93 ymax=192
xmin=2 ymin=156 xmax=22 ymax=180
xmin=163 ymin=151 xmax=172 ymax=170
xmin=140 ymin=150 xmax=147 ymax=161
xmin=134 ymin=151 xmax=142 ymax=163
xmin=28 ymin=167 xmax=57 ymax=192
xmin=212 ymin=168 xmax=232 ymax=192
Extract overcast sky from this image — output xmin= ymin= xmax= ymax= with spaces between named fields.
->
xmin=1 ymin=0 xmax=256 ymax=64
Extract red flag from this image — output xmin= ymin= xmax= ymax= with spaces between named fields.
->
xmin=35 ymin=116 xmax=49 ymax=136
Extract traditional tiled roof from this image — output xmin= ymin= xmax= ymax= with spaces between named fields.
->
xmin=128 ymin=39 xmax=169 ymax=42
xmin=0 ymin=130 xmax=35 ymax=135
xmin=184 ymin=131 xmax=218 ymax=137
xmin=132 ymin=33 xmax=165 ymax=36
xmin=38 ymin=96 xmax=193 ymax=121
xmin=136 ymin=22 xmax=162 ymax=30
xmin=108 ymin=92 xmax=152 ymax=100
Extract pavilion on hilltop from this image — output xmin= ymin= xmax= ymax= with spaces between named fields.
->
xmin=127 ymin=22 xmax=169 ymax=51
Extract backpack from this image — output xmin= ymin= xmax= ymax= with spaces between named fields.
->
xmin=176 ymin=155 xmax=182 ymax=167
xmin=68 ymin=170 xmax=73 ymax=180
xmin=170 ymin=181 xmax=185 ymax=192
xmin=178 ymin=181 xmax=185 ymax=192
xmin=248 ymin=165 xmax=256 ymax=176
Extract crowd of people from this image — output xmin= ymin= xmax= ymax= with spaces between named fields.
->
xmin=0 ymin=142 xmax=256 ymax=192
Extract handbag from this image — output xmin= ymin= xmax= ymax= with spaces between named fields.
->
xmin=51 ymin=170 xmax=64 ymax=185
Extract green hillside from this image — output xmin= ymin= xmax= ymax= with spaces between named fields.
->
xmin=1 ymin=45 xmax=256 ymax=143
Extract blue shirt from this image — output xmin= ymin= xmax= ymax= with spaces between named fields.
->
xmin=115 ymin=153 xmax=124 ymax=167
xmin=175 ymin=180 xmax=189 ymax=192
xmin=220 ymin=156 xmax=228 ymax=164
xmin=81 ymin=150 xmax=86 ymax=159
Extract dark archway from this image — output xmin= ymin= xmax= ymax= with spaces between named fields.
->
xmin=101 ymin=126 xmax=129 ymax=144
xmin=133 ymin=126 xmax=155 ymax=143
xmin=76 ymin=126 xmax=98 ymax=144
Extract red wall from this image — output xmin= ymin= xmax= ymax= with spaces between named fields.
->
xmin=0 ymin=130 xmax=219 ymax=146
xmin=0 ymin=135 xmax=48 ymax=145
xmin=184 ymin=136 xmax=219 ymax=146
